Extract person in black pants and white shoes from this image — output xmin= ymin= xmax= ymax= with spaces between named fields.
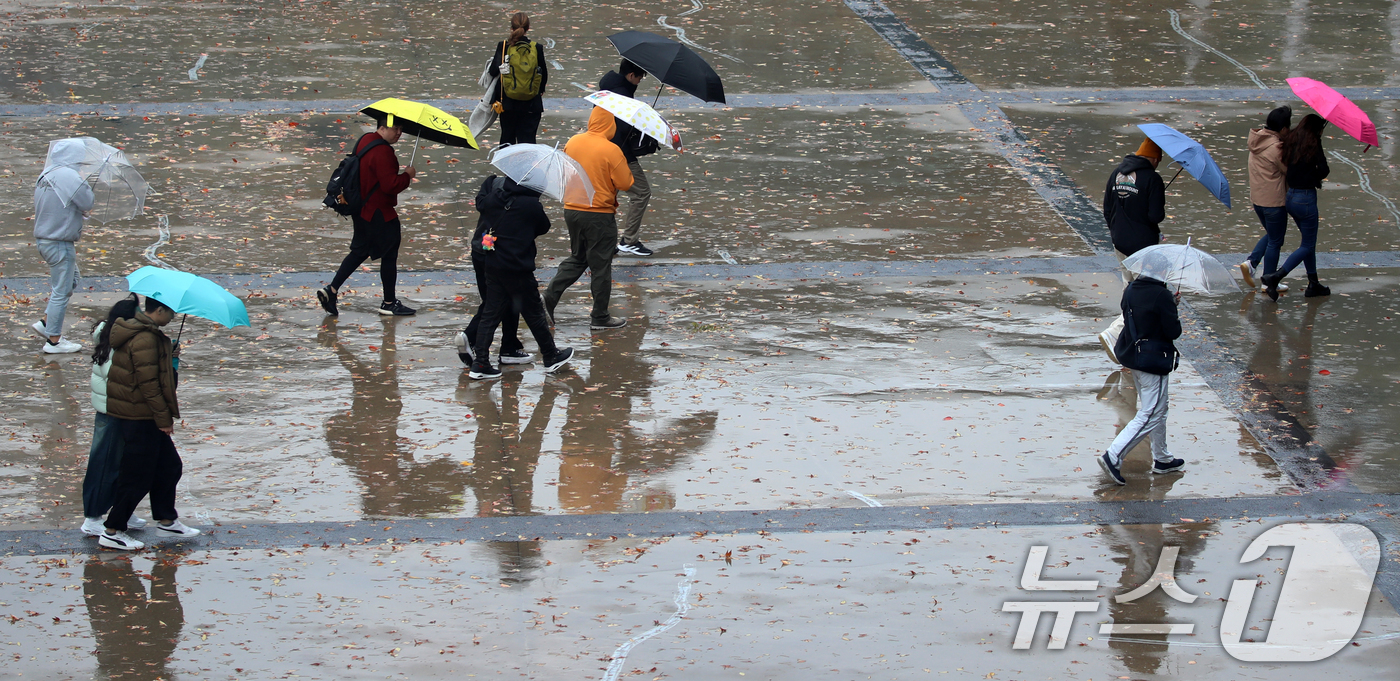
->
xmin=457 ymin=174 xmax=529 ymax=367
xmin=1098 ymin=252 xmax=1186 ymax=485
xmin=599 ymin=60 xmax=660 ymax=257
xmin=462 ymin=175 xmax=573 ymax=380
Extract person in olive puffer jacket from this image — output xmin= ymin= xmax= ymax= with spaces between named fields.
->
xmin=97 ymin=296 xmax=201 ymax=550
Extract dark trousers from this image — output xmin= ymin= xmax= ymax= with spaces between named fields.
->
xmin=499 ymin=111 xmax=541 ymax=146
xmin=332 ymin=211 xmax=401 ymax=301
xmin=544 ymin=210 xmax=618 ymax=323
xmin=474 ymin=269 xmax=558 ymax=359
xmin=1280 ymin=188 xmax=1320 ymax=277
xmin=465 ymin=252 xmax=523 ymax=354
xmin=104 ymin=418 xmax=182 ymax=532
xmin=82 ymin=412 xmax=124 ymax=518
xmin=1247 ymin=204 xmax=1288 ymax=277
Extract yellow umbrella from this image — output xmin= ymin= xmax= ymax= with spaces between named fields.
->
xmin=360 ymin=98 xmax=479 ymax=165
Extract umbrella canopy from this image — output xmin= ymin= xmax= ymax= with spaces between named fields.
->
xmin=584 ymin=91 xmax=683 ymax=151
xmin=41 ymin=137 xmax=148 ymax=223
xmin=1287 ymin=77 xmax=1379 ymax=148
xmin=606 ymin=31 xmax=726 ymax=104
xmin=1122 ymin=243 xmax=1240 ymax=295
xmin=1137 ymin=123 xmax=1232 ymax=209
xmin=488 ymin=143 xmax=595 ymax=205
xmin=360 ymin=98 xmax=479 ymax=150
xmin=126 ymin=266 xmax=250 ymax=329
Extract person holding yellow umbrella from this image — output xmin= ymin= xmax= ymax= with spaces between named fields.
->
xmin=318 ymin=99 xmax=477 ymax=317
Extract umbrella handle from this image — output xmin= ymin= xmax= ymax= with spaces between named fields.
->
xmin=652 ymin=84 xmax=664 ymax=108
xmin=1164 ymin=167 xmax=1183 ymax=189
xmin=407 ymin=136 xmax=421 ymax=168
xmin=1364 ymin=144 xmax=1372 ymax=154
xmin=176 ymin=314 xmax=186 ymax=345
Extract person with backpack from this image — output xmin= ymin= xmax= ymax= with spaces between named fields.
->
xmin=489 ymin=12 xmax=548 ymax=146
xmin=464 ymin=175 xmax=574 ymax=380
xmin=317 ymin=120 xmax=418 ymax=317
xmin=454 ymin=174 xmax=530 ymax=368
xmin=1262 ymin=113 xmax=1331 ymax=300
xmin=599 ymin=60 xmax=661 ymax=257
xmin=1096 ymin=137 xmax=1166 ymax=365
xmin=1098 ymin=251 xmax=1185 ymax=485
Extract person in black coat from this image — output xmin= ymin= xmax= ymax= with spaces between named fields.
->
xmin=599 ymin=60 xmax=661 ymax=256
xmin=1098 ymin=252 xmax=1185 ymax=485
xmin=465 ymin=175 xmax=573 ymax=379
xmin=1097 ymin=138 xmax=1167 ymax=365
xmin=489 ymin=12 xmax=548 ymax=145
xmin=1262 ymin=113 xmax=1332 ymax=299
xmin=456 ymin=175 xmax=529 ymax=366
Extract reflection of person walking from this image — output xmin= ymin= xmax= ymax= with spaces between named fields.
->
xmin=542 ymin=107 xmax=634 ymax=330
xmin=465 ymin=176 xmax=574 ymax=380
xmin=80 ymin=295 xmax=152 ymax=537
xmin=490 ymin=12 xmax=547 ymax=146
xmin=1097 ymin=257 xmax=1186 ymax=486
xmin=1097 ymin=138 xmax=1165 ymax=364
xmin=1262 ymin=113 xmax=1331 ymax=300
xmin=599 ymin=60 xmax=660 ymax=257
xmin=99 ymin=297 xmax=201 ymax=550
xmin=29 ymin=138 xmax=95 ymax=354
xmin=317 ymin=121 xmax=418 ymax=317
xmin=1240 ymin=106 xmax=1293 ymax=294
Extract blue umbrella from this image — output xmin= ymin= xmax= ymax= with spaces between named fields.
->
xmin=1137 ymin=123 xmax=1232 ymax=209
xmin=126 ymin=266 xmax=251 ymax=332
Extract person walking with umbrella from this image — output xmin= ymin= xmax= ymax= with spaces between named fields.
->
xmin=318 ymin=119 xmax=418 ymax=317
xmin=1262 ymin=114 xmax=1331 ymax=300
xmin=600 ymin=60 xmax=660 ymax=256
xmin=489 ymin=12 xmax=548 ymax=146
xmin=29 ymin=138 xmax=96 ymax=354
xmin=1239 ymin=106 xmax=1293 ymax=294
xmin=542 ymin=107 xmax=634 ymax=330
xmin=1097 ymin=137 xmax=1166 ymax=364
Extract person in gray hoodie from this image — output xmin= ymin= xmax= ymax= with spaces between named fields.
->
xmin=31 ymin=138 xmax=95 ymax=354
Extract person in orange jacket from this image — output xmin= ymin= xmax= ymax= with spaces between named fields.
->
xmin=542 ymin=107 xmax=634 ymax=329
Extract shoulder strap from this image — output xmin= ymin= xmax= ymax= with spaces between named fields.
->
xmin=355 ymin=137 xmax=389 ymax=159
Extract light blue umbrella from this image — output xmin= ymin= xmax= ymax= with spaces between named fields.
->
xmin=126 ymin=266 xmax=251 ymax=333
xmin=1137 ymin=123 xmax=1232 ymax=209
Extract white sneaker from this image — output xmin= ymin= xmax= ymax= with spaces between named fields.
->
xmin=1098 ymin=330 xmax=1120 ymax=366
xmin=81 ymin=517 xmax=105 ymax=536
xmin=156 ymin=519 xmax=201 ymax=537
xmin=28 ymin=320 xmax=49 ymax=341
xmin=1260 ymin=283 xmax=1289 ymax=293
xmin=42 ymin=337 xmax=81 ymax=354
xmin=128 ymin=516 xmax=148 ymax=529
xmin=1239 ymin=261 xmax=1258 ymax=288
xmin=98 ymin=530 xmax=144 ymax=551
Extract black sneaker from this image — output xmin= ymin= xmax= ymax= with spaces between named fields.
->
xmin=1304 ymin=282 xmax=1331 ymax=298
xmin=499 ymin=349 xmax=534 ymax=365
xmin=1151 ymin=458 xmax=1186 ymax=474
xmin=590 ymin=316 xmax=628 ymax=330
xmin=543 ymin=347 xmax=574 ymax=374
xmin=454 ymin=331 xmax=474 ymax=366
xmin=468 ymin=360 xmax=502 ymax=380
xmin=617 ymin=240 xmax=654 ymax=256
xmin=379 ymin=299 xmax=416 ymax=316
xmin=316 ymin=286 xmax=338 ymax=316
xmin=1098 ymin=452 xmax=1126 ymax=485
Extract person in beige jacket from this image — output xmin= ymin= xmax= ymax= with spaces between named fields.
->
xmin=1239 ymin=106 xmax=1292 ymax=294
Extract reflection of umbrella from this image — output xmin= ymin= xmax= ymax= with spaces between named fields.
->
xmin=1287 ymin=77 xmax=1379 ymax=150
xmin=488 ymin=143 xmax=595 ymax=205
xmin=584 ymin=91 xmax=683 ymax=151
xmin=606 ymin=31 xmax=726 ymax=104
xmin=1122 ymin=242 xmax=1240 ymax=295
xmin=42 ymin=137 xmax=148 ymax=223
xmin=126 ymin=266 xmax=251 ymax=333
xmin=1137 ymin=123 xmax=1231 ymax=209
xmin=360 ymin=98 xmax=479 ymax=166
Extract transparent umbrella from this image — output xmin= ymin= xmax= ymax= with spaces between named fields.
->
xmin=488 ymin=143 xmax=595 ymax=205
xmin=1122 ymin=242 xmax=1240 ymax=295
xmin=42 ymin=137 xmax=148 ymax=223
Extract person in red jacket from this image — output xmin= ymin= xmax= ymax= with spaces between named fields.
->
xmin=318 ymin=121 xmax=418 ymax=316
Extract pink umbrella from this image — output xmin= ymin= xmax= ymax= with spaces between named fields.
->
xmin=1287 ymin=77 xmax=1380 ymax=151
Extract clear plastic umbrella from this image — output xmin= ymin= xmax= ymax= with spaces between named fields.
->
xmin=42 ymin=137 xmax=148 ymax=223
xmin=488 ymin=143 xmax=595 ymax=205
xmin=1122 ymin=242 xmax=1240 ymax=295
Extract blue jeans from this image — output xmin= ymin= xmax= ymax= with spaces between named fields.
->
xmin=1278 ymin=188 xmax=1319 ymax=278
xmin=36 ymin=238 xmax=78 ymax=338
xmin=1246 ymin=205 xmax=1288 ymax=277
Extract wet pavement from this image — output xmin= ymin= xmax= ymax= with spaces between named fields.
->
xmin=3 ymin=0 xmax=1400 ymax=678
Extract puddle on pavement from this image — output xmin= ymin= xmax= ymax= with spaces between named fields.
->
xmin=1191 ymin=268 xmax=1400 ymax=494
xmin=2 ymin=519 xmax=1396 ymax=679
xmin=0 ymin=273 xmax=1290 ymax=529
xmin=0 ymin=107 xmax=1085 ymax=280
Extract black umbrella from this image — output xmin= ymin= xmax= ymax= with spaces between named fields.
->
xmin=606 ymin=31 xmax=726 ymax=104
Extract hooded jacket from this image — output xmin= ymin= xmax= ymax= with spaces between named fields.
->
xmin=1248 ymin=128 xmax=1287 ymax=207
xmin=1102 ymin=155 xmax=1166 ymax=256
xmin=598 ymin=70 xmax=660 ymax=161
xmin=1114 ymin=277 xmax=1182 ymax=375
xmin=472 ymin=175 xmax=551 ymax=272
xmin=105 ymin=311 xmax=179 ymax=428
xmin=563 ymin=108 xmax=635 ymax=213
xmin=33 ymin=139 xmax=95 ymax=242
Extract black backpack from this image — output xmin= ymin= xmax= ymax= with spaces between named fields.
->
xmin=323 ymin=137 xmax=388 ymax=217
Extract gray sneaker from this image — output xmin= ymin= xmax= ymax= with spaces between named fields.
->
xmin=590 ymin=316 xmax=628 ymax=330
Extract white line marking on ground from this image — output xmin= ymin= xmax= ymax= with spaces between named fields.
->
xmin=144 ymin=214 xmax=174 ymax=268
xmin=715 ymin=249 xmax=738 ymax=264
xmin=572 ymin=81 xmax=592 ymax=92
xmin=1167 ymin=9 xmax=1267 ymax=89
xmin=188 ymin=54 xmax=208 ymax=81
xmin=845 ymin=490 xmax=883 ymax=507
xmin=1332 ymin=150 xmax=1400 ymax=226
xmin=657 ymin=1 xmax=743 ymax=64
xmin=602 ymin=564 xmax=696 ymax=681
